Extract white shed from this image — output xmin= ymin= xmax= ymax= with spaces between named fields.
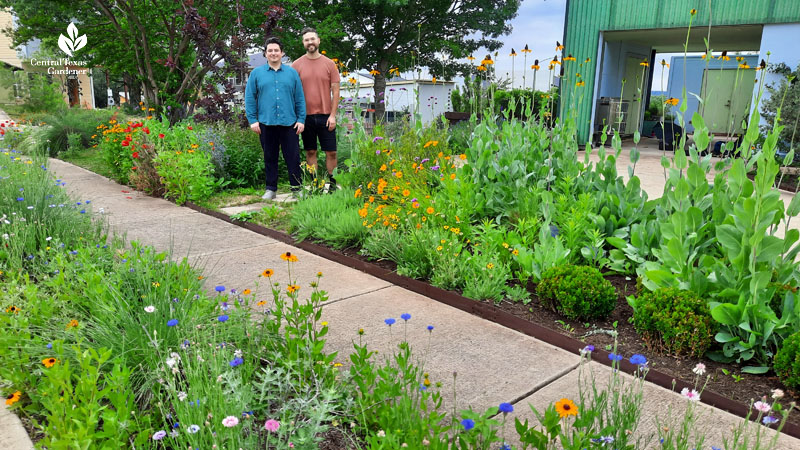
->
xmin=339 ymin=75 xmax=455 ymax=125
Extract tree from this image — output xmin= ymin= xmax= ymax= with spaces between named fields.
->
xmin=280 ymin=0 xmax=521 ymax=122
xmin=2 ymin=0 xmax=290 ymax=123
xmin=761 ymin=62 xmax=800 ymax=154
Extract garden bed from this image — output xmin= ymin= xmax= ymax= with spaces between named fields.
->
xmin=187 ymin=200 xmax=800 ymax=438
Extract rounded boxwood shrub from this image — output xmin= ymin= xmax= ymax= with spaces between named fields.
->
xmin=775 ymin=331 xmax=800 ymax=391
xmin=536 ymin=265 xmax=616 ymax=321
xmin=632 ymin=288 xmax=714 ymax=358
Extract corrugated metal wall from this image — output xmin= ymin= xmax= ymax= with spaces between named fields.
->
xmin=563 ymin=0 xmax=800 ymax=144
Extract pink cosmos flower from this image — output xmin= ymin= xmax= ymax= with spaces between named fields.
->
xmin=222 ymin=416 xmax=239 ymax=427
xmin=680 ymin=387 xmax=701 ymax=402
xmin=264 ymin=419 xmax=280 ymax=432
xmin=753 ymin=401 xmax=772 ymax=414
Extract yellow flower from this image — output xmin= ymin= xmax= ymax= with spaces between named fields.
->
xmin=432 ymin=77 xmax=437 ymax=84
xmin=321 ymin=321 xmax=328 ymax=326
xmin=436 ymin=246 xmax=443 ymax=251
xmin=661 ymin=59 xmax=669 ymax=67
xmin=358 ymin=328 xmax=365 ymax=335
xmin=466 ymin=55 xmax=476 ymax=61
xmin=395 ymin=171 xmax=403 ymax=178
xmin=354 ymin=188 xmax=362 ymax=198
xmin=242 ymin=289 xmax=251 ymax=295
xmin=512 ymin=249 xmax=519 ymax=256
xmin=502 ymin=242 xmax=509 ymax=248
xmin=509 ymin=48 xmax=517 ymax=57
xmin=576 ymin=80 xmax=585 ymax=87
xmin=280 ymin=252 xmax=298 ymax=262
xmin=555 ymin=398 xmax=578 ymax=418
xmin=480 ymin=55 xmax=494 ymax=65
xmin=486 ymin=263 xmax=494 ymax=269
xmin=739 ymin=63 xmax=750 ymax=69
xmin=521 ymin=45 xmax=531 ymax=54
xmin=690 ymin=8 xmax=697 ymax=16
xmin=5 ymin=305 xmax=20 ymax=314
xmin=286 ymin=284 xmax=300 ymax=294
xmin=42 ymin=357 xmax=58 ymax=368
xmin=664 ymin=97 xmax=679 ymax=106
xmin=348 ymin=77 xmax=357 ymax=85
xmin=369 ymin=69 xmax=380 ymax=76
xmin=639 ymin=60 xmax=649 ymax=67
xmin=426 ymin=207 xmax=435 ymax=214
xmin=379 ymin=164 xmax=387 ymax=171
xmin=389 ymin=67 xmax=400 ymax=76
xmin=476 ymin=65 xmax=487 ymax=72
xmin=66 ymin=319 xmax=79 ymax=329
xmin=459 ymin=154 xmax=467 ymax=160
xmin=563 ymin=54 xmax=576 ymax=62
xmin=402 ymin=189 xmax=410 ymax=197
xmin=257 ymin=300 xmax=267 ymax=306
xmin=152 ymin=282 xmax=160 ymax=287
xmin=556 ymin=41 xmax=564 ymax=51
xmin=261 ymin=269 xmax=275 ymax=277
xmin=5 ymin=391 xmax=21 ymax=406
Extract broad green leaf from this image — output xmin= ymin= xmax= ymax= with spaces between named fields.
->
xmin=741 ymin=366 xmax=770 ymax=374
xmin=710 ymin=302 xmax=742 ymax=326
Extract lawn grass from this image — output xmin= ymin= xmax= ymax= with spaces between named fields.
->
xmin=59 ymin=147 xmax=116 ymax=180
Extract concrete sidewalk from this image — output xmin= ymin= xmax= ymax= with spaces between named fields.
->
xmin=3 ymin=157 xmax=798 ymax=449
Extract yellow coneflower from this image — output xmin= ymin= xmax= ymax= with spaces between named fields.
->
xmin=466 ymin=55 xmax=476 ymax=61
xmin=701 ymin=53 xmax=708 ymax=60
xmin=564 ymin=54 xmax=576 ymax=61
xmin=476 ymin=65 xmax=487 ymax=72
xmin=552 ymin=55 xmax=560 ymax=65
xmin=664 ymin=98 xmax=679 ymax=106
xmin=719 ymin=51 xmax=729 ymax=61
xmin=531 ymin=59 xmax=540 ymax=70
xmin=432 ymin=76 xmax=437 ymax=84
xmin=576 ymin=80 xmax=585 ymax=87
xmin=389 ymin=67 xmax=400 ymax=76
xmin=556 ymin=41 xmax=564 ymax=51
xmin=757 ymin=59 xmax=767 ymax=71
xmin=739 ymin=63 xmax=751 ymax=69
xmin=661 ymin=59 xmax=669 ymax=67
xmin=690 ymin=8 xmax=697 ymax=16
xmin=584 ymin=57 xmax=591 ymax=63
xmin=5 ymin=391 xmax=21 ymax=406
xmin=480 ymin=54 xmax=494 ymax=65
xmin=736 ymin=56 xmax=744 ymax=62
xmin=521 ymin=44 xmax=532 ymax=54
xmin=280 ymin=252 xmax=298 ymax=262
xmin=640 ymin=59 xmax=649 ymax=67
xmin=369 ymin=69 xmax=380 ymax=76
xmin=348 ymin=77 xmax=357 ymax=85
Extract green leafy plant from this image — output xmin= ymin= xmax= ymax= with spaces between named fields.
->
xmin=154 ymin=147 xmax=219 ymax=204
xmin=630 ymin=287 xmax=715 ymax=358
xmin=537 ymin=265 xmax=616 ymax=321
xmin=774 ymin=331 xmax=800 ymax=391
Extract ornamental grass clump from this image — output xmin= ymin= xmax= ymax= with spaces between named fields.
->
xmin=774 ymin=331 xmax=800 ymax=391
xmin=630 ymin=287 xmax=715 ymax=358
xmin=536 ymin=264 xmax=616 ymax=320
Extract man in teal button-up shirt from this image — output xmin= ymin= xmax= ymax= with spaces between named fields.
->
xmin=245 ymin=37 xmax=306 ymax=199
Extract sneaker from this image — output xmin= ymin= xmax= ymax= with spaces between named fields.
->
xmin=262 ymin=189 xmax=276 ymax=200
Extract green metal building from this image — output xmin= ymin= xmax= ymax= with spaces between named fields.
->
xmin=561 ymin=0 xmax=800 ymax=145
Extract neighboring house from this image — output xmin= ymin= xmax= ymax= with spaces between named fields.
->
xmin=340 ymin=74 xmax=455 ymax=125
xmin=1 ymin=9 xmax=95 ymax=109
xmin=561 ymin=0 xmax=800 ymax=145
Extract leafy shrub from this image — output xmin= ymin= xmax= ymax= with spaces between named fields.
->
xmin=631 ymin=288 xmax=715 ymax=358
xmin=774 ymin=331 xmax=800 ymax=390
xmin=154 ymin=149 xmax=217 ymax=205
xmin=536 ymin=265 xmax=616 ymax=321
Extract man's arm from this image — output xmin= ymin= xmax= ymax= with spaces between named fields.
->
xmin=244 ymin=70 xmax=260 ymax=134
xmin=327 ymin=83 xmax=340 ymax=131
xmin=293 ymin=71 xmax=306 ymax=135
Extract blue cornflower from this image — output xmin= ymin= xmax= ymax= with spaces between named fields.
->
xmin=46 ymin=343 xmax=52 ymax=349
xmin=500 ymin=445 xmax=511 ymax=450
xmin=591 ymin=436 xmax=615 ymax=445
xmin=229 ymin=357 xmax=244 ymax=367
xmin=85 ymin=200 xmax=91 ymax=204
xmin=215 ymin=285 xmax=225 ymax=292
xmin=608 ymin=353 xmax=623 ymax=361
xmin=385 ymin=318 xmax=396 ymax=326
xmin=549 ymin=224 xmax=559 ymax=237
xmin=461 ymin=419 xmax=475 ymax=431
xmin=218 ymin=315 xmax=229 ymax=322
xmin=181 ymin=340 xmax=191 ymax=349
xmin=427 ymin=325 xmax=434 ymax=331
xmin=16 ymin=197 xmax=23 ymax=201
xmin=419 ymin=383 xmax=427 ymax=391
xmin=76 ymin=202 xmax=81 ymax=205
xmin=581 ymin=345 xmax=595 ymax=354
xmin=173 ymin=422 xmax=180 ymax=429
xmin=69 ymin=250 xmax=78 ymax=255
xmin=18 ymin=188 xmax=23 ymax=192
xmin=79 ymin=209 xmax=86 ymax=214
xmin=167 ymin=319 xmax=179 ymax=327
xmin=630 ymin=354 xmax=648 ymax=366
xmin=498 ymin=402 xmax=514 ymax=414
xmin=221 ymin=302 xmax=229 ymax=311
xmin=401 ymin=313 xmax=411 ymax=321
xmin=762 ymin=416 xmax=778 ymax=426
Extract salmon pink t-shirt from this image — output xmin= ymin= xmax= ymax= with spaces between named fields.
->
xmin=292 ymin=55 xmax=340 ymax=115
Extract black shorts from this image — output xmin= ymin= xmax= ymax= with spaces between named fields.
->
xmin=301 ymin=114 xmax=337 ymax=152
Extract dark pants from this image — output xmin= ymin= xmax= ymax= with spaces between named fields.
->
xmin=258 ymin=124 xmax=302 ymax=192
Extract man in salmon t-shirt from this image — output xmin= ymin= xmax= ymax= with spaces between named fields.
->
xmin=292 ymin=27 xmax=341 ymax=191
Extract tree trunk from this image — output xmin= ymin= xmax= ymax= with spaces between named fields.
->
xmin=122 ymin=73 xmax=141 ymax=106
xmin=373 ymin=59 xmax=390 ymax=124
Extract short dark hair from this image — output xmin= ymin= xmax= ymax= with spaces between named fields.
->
xmin=301 ymin=27 xmax=318 ymax=38
xmin=264 ymin=37 xmax=283 ymax=52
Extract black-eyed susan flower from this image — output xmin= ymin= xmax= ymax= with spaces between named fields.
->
xmin=564 ymin=54 xmax=576 ymax=62
xmin=369 ymin=69 xmax=380 ymax=76
xmin=286 ymin=284 xmax=300 ymax=294
xmin=531 ymin=59 xmax=540 ymax=70
xmin=480 ymin=55 xmax=494 ymax=65
xmin=5 ymin=391 xmax=21 ymax=406
xmin=521 ymin=44 xmax=531 ymax=54
xmin=5 ymin=305 xmax=20 ymax=314
xmin=486 ymin=263 xmax=494 ymax=269
xmin=555 ymin=398 xmax=578 ymax=418
xmin=476 ymin=65 xmax=487 ymax=72
xmin=42 ymin=357 xmax=58 ymax=368
xmin=556 ymin=41 xmax=564 ymax=51
xmin=576 ymin=80 xmax=585 ymax=87
xmin=261 ymin=269 xmax=275 ymax=277
xmin=242 ymin=289 xmax=251 ymax=295
xmin=664 ymin=98 xmax=679 ymax=106
xmin=690 ymin=8 xmax=697 ymax=16
xmin=280 ymin=252 xmax=298 ymax=262
xmin=256 ymin=300 xmax=267 ymax=306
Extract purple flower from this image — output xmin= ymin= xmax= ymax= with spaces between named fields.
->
xmin=218 ymin=315 xmax=229 ymax=322
xmin=376 ymin=149 xmax=381 ymax=155
xmin=499 ymin=402 xmax=514 ymax=413
xmin=229 ymin=357 xmax=244 ymax=367
xmin=152 ymin=430 xmax=167 ymax=440
xmin=550 ymin=225 xmax=560 ymax=237
xmin=581 ymin=345 xmax=595 ymax=354
xmin=763 ymin=416 xmax=779 ymax=426
xmin=384 ymin=318 xmax=396 ymax=326
xmin=421 ymin=158 xmax=429 ymax=164
xmin=167 ymin=319 xmax=178 ymax=327
xmin=372 ymin=136 xmax=384 ymax=143
xmin=430 ymin=165 xmax=440 ymax=171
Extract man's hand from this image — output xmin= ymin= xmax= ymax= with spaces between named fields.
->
xmin=294 ymin=122 xmax=305 ymax=135
xmin=326 ymin=115 xmax=337 ymax=131
xmin=250 ymin=122 xmax=261 ymax=135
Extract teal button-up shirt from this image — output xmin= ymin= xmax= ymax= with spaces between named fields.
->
xmin=245 ymin=63 xmax=306 ymax=126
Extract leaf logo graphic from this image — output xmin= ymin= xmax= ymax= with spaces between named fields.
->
xmin=58 ymin=23 xmax=87 ymax=57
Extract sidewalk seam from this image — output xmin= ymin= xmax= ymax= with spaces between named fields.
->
xmin=320 ymin=285 xmax=393 ymax=307
xmin=505 ymin=361 xmax=581 ymax=409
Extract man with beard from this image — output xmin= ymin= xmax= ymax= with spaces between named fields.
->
xmin=245 ymin=37 xmax=306 ymax=200
xmin=292 ymin=27 xmax=341 ymax=191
